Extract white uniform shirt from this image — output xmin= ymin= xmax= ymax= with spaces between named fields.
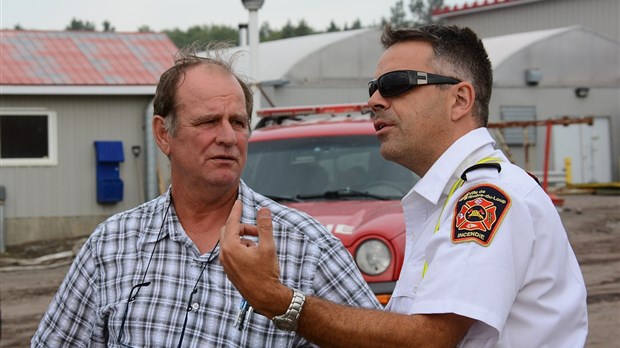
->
xmin=386 ymin=128 xmax=588 ymax=347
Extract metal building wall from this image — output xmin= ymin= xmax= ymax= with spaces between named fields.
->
xmin=260 ymin=85 xmax=368 ymax=107
xmin=439 ymin=0 xmax=619 ymax=40
xmin=489 ymin=87 xmax=619 ymax=179
xmin=439 ymin=0 xmax=620 ymax=183
xmin=0 ymin=95 xmax=151 ymax=244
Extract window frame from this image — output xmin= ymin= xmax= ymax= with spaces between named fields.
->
xmin=500 ymin=105 xmax=537 ymax=146
xmin=0 ymin=108 xmax=58 ymax=166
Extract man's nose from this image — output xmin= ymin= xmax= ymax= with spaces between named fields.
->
xmin=368 ymin=89 xmax=387 ymax=115
xmin=216 ymin=121 xmax=238 ymax=145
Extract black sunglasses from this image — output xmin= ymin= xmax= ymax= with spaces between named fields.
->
xmin=368 ymin=70 xmax=460 ymax=98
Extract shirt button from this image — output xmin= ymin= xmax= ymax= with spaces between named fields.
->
xmin=192 ymin=302 xmax=200 ymax=311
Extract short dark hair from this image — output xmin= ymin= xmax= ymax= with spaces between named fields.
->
xmin=153 ymin=42 xmax=253 ymax=135
xmin=381 ymin=25 xmax=493 ymax=126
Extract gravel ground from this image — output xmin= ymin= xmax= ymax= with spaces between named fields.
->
xmin=0 ymin=193 xmax=618 ymax=347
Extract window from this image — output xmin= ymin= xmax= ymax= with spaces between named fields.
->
xmin=243 ymin=135 xmax=418 ymax=199
xmin=0 ymin=109 xmax=57 ymax=166
xmin=500 ymin=106 xmax=537 ymax=146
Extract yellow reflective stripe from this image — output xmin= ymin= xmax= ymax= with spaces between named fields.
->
xmin=421 ymin=157 xmax=502 ymax=278
xmin=433 ymin=178 xmax=465 ymax=233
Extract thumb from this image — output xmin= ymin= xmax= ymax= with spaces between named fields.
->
xmin=256 ymin=207 xmax=275 ymax=245
xmin=255 ymin=207 xmax=280 ymax=275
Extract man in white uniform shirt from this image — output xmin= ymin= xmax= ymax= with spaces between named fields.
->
xmin=219 ymin=25 xmax=588 ymax=347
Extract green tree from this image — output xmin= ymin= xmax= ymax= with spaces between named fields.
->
xmin=102 ymin=20 xmax=115 ymax=32
xmin=350 ymin=19 xmax=363 ymax=30
xmin=66 ymin=18 xmax=96 ymax=31
xmin=382 ymin=0 xmax=444 ymax=28
xmin=280 ymin=20 xmax=296 ymax=39
xmin=159 ymin=17 xmax=339 ymax=47
xmin=388 ymin=0 xmax=411 ymax=28
xmin=327 ymin=20 xmax=340 ymax=32
xmin=209 ymin=24 xmax=240 ymax=43
xmin=409 ymin=0 xmax=444 ymax=25
xmin=259 ymin=22 xmax=274 ymax=41
xmin=138 ymin=25 xmax=153 ymax=33
xmin=293 ymin=19 xmax=315 ymax=37
xmin=163 ymin=24 xmax=238 ymax=48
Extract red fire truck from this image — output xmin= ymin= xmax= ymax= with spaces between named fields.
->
xmin=242 ymin=103 xmax=418 ymax=305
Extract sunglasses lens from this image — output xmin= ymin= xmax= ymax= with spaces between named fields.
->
xmin=379 ymin=71 xmax=411 ymax=97
xmin=368 ymin=80 xmax=379 ymax=97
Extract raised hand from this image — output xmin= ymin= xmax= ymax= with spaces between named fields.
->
xmin=219 ymin=200 xmax=290 ymax=317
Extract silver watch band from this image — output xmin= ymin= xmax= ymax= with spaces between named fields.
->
xmin=271 ymin=288 xmax=306 ymax=331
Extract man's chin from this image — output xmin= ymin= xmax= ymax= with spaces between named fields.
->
xmin=207 ymin=174 xmax=240 ymax=188
xmin=379 ymin=144 xmax=395 ymax=161
xmin=380 ymin=146 xmax=408 ymax=167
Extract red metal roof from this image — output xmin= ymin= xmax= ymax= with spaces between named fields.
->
xmin=0 ymin=30 xmax=178 ymax=86
xmin=433 ymin=0 xmax=542 ymax=17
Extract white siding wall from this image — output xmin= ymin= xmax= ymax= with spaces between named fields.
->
xmin=440 ymin=0 xmax=619 ymax=40
xmin=489 ymin=87 xmax=620 ymax=179
xmin=1 ymin=95 xmax=152 ymax=243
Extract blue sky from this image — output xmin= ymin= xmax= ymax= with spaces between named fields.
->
xmin=1 ymin=0 xmax=467 ymax=32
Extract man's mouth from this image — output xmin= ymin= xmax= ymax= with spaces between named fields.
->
xmin=373 ymin=119 xmax=391 ymax=132
xmin=212 ymin=155 xmax=237 ymax=162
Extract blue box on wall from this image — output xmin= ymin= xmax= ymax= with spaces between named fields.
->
xmin=94 ymin=141 xmax=124 ymax=203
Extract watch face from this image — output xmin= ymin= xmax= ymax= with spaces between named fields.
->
xmin=273 ymin=317 xmax=296 ymax=331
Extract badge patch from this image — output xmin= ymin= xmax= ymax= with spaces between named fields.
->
xmin=452 ymin=184 xmax=511 ymax=246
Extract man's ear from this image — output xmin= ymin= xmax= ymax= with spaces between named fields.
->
xmin=153 ymin=115 xmax=171 ymax=156
xmin=450 ymin=82 xmax=475 ymax=122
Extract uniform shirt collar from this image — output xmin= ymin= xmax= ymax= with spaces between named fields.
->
xmin=410 ymin=127 xmax=496 ymax=205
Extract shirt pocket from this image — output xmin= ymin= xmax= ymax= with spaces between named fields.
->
xmin=109 ymin=296 xmax=176 ymax=347
xmin=386 ymin=260 xmax=425 ymax=314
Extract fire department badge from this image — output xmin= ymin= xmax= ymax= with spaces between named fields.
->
xmin=452 ymin=184 xmax=511 ymax=246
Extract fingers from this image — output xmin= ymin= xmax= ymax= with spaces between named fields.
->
xmin=221 ymin=201 xmax=271 ymax=242
xmin=220 ymin=200 xmax=274 ymax=249
xmin=256 ymin=207 xmax=274 ymax=242
xmin=255 ymin=207 xmax=279 ymax=274
xmin=219 ymin=201 xmax=282 ymax=314
xmin=221 ymin=199 xmax=243 ymax=243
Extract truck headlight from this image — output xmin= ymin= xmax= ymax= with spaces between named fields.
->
xmin=355 ymin=239 xmax=391 ymax=275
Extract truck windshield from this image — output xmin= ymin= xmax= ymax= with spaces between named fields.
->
xmin=242 ymin=135 xmax=418 ymax=201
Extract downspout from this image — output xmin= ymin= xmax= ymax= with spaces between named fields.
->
xmin=145 ymin=98 xmax=159 ymax=200
xmin=0 ymin=185 xmax=6 ymax=252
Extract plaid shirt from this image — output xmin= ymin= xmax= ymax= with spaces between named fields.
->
xmin=32 ymin=181 xmax=381 ymax=347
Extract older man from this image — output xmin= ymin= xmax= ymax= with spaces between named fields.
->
xmin=32 ymin=44 xmax=380 ymax=347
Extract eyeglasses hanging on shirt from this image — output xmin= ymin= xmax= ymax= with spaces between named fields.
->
xmin=116 ymin=197 xmax=221 ymax=348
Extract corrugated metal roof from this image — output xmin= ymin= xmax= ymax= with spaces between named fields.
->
xmin=433 ymin=0 xmax=545 ymax=18
xmin=0 ymin=30 xmax=178 ymax=86
xmin=225 ymin=28 xmax=373 ymax=83
xmin=483 ymin=26 xmax=573 ymax=68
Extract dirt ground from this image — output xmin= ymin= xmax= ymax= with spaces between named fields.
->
xmin=0 ymin=193 xmax=618 ymax=347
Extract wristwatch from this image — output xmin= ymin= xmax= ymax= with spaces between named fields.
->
xmin=272 ymin=288 xmax=306 ymax=331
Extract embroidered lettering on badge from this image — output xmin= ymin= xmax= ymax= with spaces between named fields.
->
xmin=452 ymin=184 xmax=511 ymax=246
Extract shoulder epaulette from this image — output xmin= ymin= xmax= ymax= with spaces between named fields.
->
xmin=460 ymin=162 xmax=501 ymax=181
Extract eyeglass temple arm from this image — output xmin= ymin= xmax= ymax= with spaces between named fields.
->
xmin=408 ymin=71 xmax=459 ymax=85
xmin=129 ymin=282 xmax=151 ymax=301
xmin=408 ymin=71 xmax=428 ymax=85
xmin=177 ymin=288 xmax=199 ymax=348
xmin=118 ymin=282 xmax=151 ymax=343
